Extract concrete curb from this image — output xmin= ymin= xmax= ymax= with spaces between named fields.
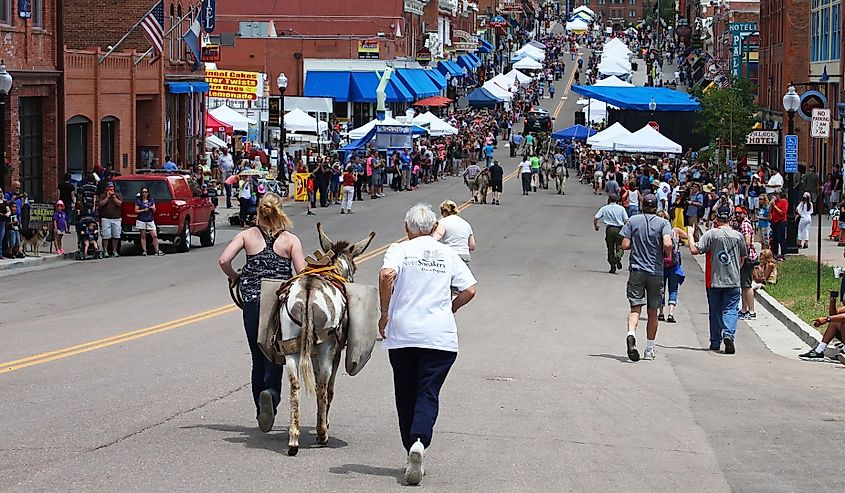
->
xmin=0 ymin=252 xmax=75 ymax=272
xmin=754 ymin=289 xmax=822 ymax=347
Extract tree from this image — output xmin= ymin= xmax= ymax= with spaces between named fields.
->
xmin=692 ymin=76 xmax=759 ymax=164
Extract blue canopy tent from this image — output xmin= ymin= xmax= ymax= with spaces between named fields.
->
xmin=551 ymin=125 xmax=597 ymax=141
xmin=570 ymin=86 xmax=701 ymax=111
xmin=395 ymin=69 xmax=440 ymax=99
xmin=467 ymin=87 xmax=501 ymax=108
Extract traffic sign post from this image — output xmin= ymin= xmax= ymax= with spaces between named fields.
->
xmin=811 ymin=108 xmax=831 ymax=138
xmin=784 ymin=134 xmax=798 ymax=173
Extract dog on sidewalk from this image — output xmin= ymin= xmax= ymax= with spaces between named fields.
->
xmin=21 ymin=225 xmax=50 ymax=257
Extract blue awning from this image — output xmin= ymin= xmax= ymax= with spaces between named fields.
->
xmin=168 ymin=82 xmax=208 ymax=94
xmin=477 ymin=39 xmax=494 ymax=54
xmin=304 ymin=71 xmax=351 ymax=102
xmin=457 ymin=54 xmax=477 ymax=70
xmin=468 ymin=53 xmax=481 ymax=65
xmin=437 ymin=60 xmax=463 ymax=77
xmin=395 ymin=69 xmax=440 ymax=99
xmin=424 ymin=69 xmax=447 ymax=89
xmin=349 ymin=71 xmax=413 ymax=103
xmin=571 ymin=85 xmax=702 ymax=111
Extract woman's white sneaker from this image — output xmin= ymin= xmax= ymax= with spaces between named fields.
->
xmin=405 ymin=439 xmax=425 ymax=485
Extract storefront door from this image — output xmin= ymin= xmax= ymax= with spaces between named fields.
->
xmin=19 ymin=97 xmax=43 ymax=200
xmin=66 ymin=115 xmax=91 ymax=178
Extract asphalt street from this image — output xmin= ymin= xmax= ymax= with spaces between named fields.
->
xmin=3 ymin=49 xmax=845 ymax=493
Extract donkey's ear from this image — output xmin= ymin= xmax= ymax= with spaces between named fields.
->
xmin=316 ymin=222 xmax=333 ymax=252
xmin=350 ymin=231 xmax=376 ymax=257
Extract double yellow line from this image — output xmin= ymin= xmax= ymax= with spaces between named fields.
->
xmin=0 ymin=170 xmax=520 ymax=375
xmin=552 ymin=54 xmax=581 ymax=120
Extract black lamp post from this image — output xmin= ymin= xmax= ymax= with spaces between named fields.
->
xmin=782 ymin=84 xmax=800 ymax=254
xmin=0 ymin=60 xmax=12 ymax=190
xmin=276 ymin=72 xmax=288 ymax=180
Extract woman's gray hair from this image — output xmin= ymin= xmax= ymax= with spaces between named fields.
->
xmin=405 ymin=203 xmax=437 ymax=234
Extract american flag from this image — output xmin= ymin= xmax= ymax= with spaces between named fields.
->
xmin=140 ymin=0 xmax=165 ymax=56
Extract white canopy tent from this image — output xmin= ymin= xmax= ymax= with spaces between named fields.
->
xmin=513 ymin=56 xmax=544 ymax=70
xmin=505 ymin=68 xmax=534 ymax=85
xmin=205 ymin=133 xmax=227 ymax=149
xmin=515 ymin=44 xmax=545 ymax=59
xmin=482 ymin=80 xmax=514 ymax=101
xmin=594 ymin=75 xmax=635 ymax=87
xmin=210 ymin=105 xmax=257 ymax=132
xmin=581 ymin=100 xmax=611 ymax=124
xmin=284 ymin=108 xmax=329 ymax=133
xmin=603 ymin=37 xmax=632 ymax=54
xmin=598 ymin=58 xmax=632 ymax=77
xmin=348 ymin=115 xmax=403 ymax=140
xmin=489 ymin=73 xmax=520 ymax=92
xmin=587 ymin=122 xmax=632 ymax=150
xmin=613 ymin=125 xmax=683 ymax=153
xmin=573 ymin=5 xmax=595 ymax=16
xmin=566 ymin=18 xmax=589 ymax=32
xmin=527 ymin=40 xmax=546 ymax=49
xmin=412 ymin=111 xmax=459 ymax=136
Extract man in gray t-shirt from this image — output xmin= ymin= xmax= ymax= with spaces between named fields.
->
xmin=620 ymin=194 xmax=673 ymax=362
xmin=688 ymin=207 xmax=748 ymax=354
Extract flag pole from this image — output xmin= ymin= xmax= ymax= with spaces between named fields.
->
xmin=134 ymin=4 xmax=200 ymax=66
xmin=99 ymin=1 xmax=160 ymax=64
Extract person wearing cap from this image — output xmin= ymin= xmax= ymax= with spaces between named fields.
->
xmin=687 ymin=206 xmax=748 ymax=354
xmin=594 ymin=193 xmax=629 ymax=274
xmin=620 ymin=193 xmax=673 ymax=361
xmin=98 ymin=182 xmax=123 ymax=257
xmin=734 ymin=206 xmax=758 ymax=320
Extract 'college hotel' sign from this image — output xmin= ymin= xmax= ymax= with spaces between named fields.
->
xmin=205 ymin=69 xmax=261 ymax=100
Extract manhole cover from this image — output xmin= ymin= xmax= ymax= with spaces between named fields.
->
xmin=486 ymin=376 xmax=516 ymax=382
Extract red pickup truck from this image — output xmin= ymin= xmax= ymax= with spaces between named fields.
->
xmin=112 ymin=171 xmax=216 ymax=253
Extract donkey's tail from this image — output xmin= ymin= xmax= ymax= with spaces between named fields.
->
xmin=298 ymin=298 xmax=316 ymax=394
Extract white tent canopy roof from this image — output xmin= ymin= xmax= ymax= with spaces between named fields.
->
xmin=513 ymin=56 xmax=543 ymax=70
xmin=613 ymin=125 xmax=683 ymax=153
xmin=573 ymin=5 xmax=595 ymax=16
xmin=512 ymin=44 xmax=545 ymax=62
xmin=205 ymin=133 xmax=227 ymax=149
xmin=210 ymin=105 xmax=257 ymax=132
xmin=284 ymin=108 xmax=329 ymax=133
xmin=581 ymin=100 xmax=612 ymax=124
xmin=594 ymin=75 xmax=634 ymax=87
xmin=489 ymin=73 xmax=519 ymax=91
xmin=412 ymin=111 xmax=459 ymax=136
xmin=587 ymin=122 xmax=632 ymax=150
xmin=348 ymin=115 xmax=403 ymax=140
xmin=482 ymin=80 xmax=514 ymax=101
xmin=505 ymin=68 xmax=533 ymax=85
xmin=598 ymin=58 xmax=632 ymax=76
xmin=566 ymin=19 xmax=589 ymax=31
xmin=603 ymin=37 xmax=632 ymax=54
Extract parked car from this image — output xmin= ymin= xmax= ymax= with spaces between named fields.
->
xmin=112 ymin=170 xmax=216 ymax=253
xmin=524 ymin=107 xmax=553 ymax=133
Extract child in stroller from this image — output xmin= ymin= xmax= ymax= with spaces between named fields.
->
xmin=76 ymin=215 xmax=104 ymax=260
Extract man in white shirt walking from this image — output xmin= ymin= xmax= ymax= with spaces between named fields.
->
xmin=379 ymin=204 xmax=477 ymax=486
xmin=218 ymin=147 xmax=235 ymax=208
xmin=594 ymin=193 xmax=629 ymax=274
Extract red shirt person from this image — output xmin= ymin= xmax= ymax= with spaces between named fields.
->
xmin=769 ymin=191 xmax=789 ymax=260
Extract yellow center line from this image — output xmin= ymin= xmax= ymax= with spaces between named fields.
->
xmin=553 ymin=55 xmax=581 ymax=120
xmin=0 ymin=166 xmax=522 ymax=374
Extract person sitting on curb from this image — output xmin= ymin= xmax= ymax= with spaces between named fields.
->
xmin=801 ymin=289 xmax=845 ymax=365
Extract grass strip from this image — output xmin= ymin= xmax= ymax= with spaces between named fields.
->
xmin=764 ymin=256 xmax=841 ymax=327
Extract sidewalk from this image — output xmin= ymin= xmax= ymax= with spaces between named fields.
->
xmin=0 ymin=230 xmax=78 ymax=271
xmin=629 ymin=57 xmax=682 ymax=89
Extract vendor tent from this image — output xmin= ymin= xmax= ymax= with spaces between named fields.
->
xmin=582 ymin=100 xmax=611 ymax=123
xmin=482 ymin=80 xmax=514 ymax=101
xmin=205 ymin=133 xmax=227 ymax=149
xmin=571 ymin=86 xmax=702 ymax=111
xmin=528 ymin=40 xmax=546 ymax=49
xmin=603 ymin=37 xmax=632 ymax=54
xmin=573 ymin=5 xmax=595 ymax=16
xmin=513 ymin=56 xmax=543 ymax=70
xmin=209 ymin=105 xmax=256 ymax=132
xmin=586 ymin=122 xmax=632 ymax=150
xmin=565 ymin=18 xmax=589 ymax=32
xmin=551 ymin=124 xmax=597 ymax=141
xmin=467 ymin=87 xmax=502 ymax=108
xmin=206 ymin=112 xmax=233 ymax=135
xmin=412 ymin=111 xmax=459 ymax=136
xmin=348 ymin=115 xmax=402 ymax=139
xmin=284 ymin=108 xmax=329 ymax=133
xmin=571 ymin=11 xmax=593 ymax=23
xmin=506 ymin=69 xmax=534 ymax=85
xmin=598 ymin=59 xmax=632 ymax=77
xmin=594 ymin=75 xmax=634 ymax=87
xmin=613 ymin=125 xmax=683 ymax=153
xmin=514 ymin=44 xmax=546 ymax=61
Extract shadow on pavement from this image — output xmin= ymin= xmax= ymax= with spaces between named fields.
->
xmin=328 ymin=463 xmax=404 ymax=483
xmin=588 ymin=353 xmax=631 ymax=363
xmin=182 ymin=423 xmax=349 ymax=452
xmin=657 ymin=345 xmax=710 ymax=352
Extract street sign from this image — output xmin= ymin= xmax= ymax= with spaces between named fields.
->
xmin=811 ymin=108 xmax=831 ymax=138
xmin=785 ymin=134 xmax=798 ymax=173
xmin=647 ymin=120 xmax=660 ymax=132
xmin=745 ymin=130 xmax=779 ymax=145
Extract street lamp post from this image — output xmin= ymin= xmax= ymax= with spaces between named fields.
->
xmin=276 ymin=72 xmax=288 ymax=180
xmin=782 ymin=84 xmax=801 ymax=255
xmin=0 ymin=60 xmax=13 ymax=189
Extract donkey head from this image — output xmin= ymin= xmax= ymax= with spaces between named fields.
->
xmin=316 ymin=222 xmax=376 ymax=283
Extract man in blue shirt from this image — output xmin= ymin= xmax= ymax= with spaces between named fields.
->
xmin=400 ymin=148 xmax=412 ymax=191
xmin=510 ymin=133 xmax=523 ymax=157
xmin=162 ymin=156 xmax=178 ymax=171
xmin=483 ymin=143 xmax=494 ymax=167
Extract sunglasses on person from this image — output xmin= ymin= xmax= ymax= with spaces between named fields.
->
xmin=141 ymin=190 xmax=149 ymax=194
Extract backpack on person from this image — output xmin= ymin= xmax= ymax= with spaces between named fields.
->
xmin=663 ymin=235 xmax=682 ymax=269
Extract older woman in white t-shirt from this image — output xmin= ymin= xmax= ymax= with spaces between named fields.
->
xmin=432 ymin=200 xmax=476 ymax=264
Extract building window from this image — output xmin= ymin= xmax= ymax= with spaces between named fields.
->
xmin=168 ymin=4 xmax=176 ymax=62
xmin=833 ymin=4 xmax=841 ymax=59
xmin=19 ymin=97 xmax=44 ymax=200
xmin=629 ymin=0 xmax=635 ymax=4
xmin=0 ymin=0 xmax=10 ymax=24
xmin=821 ymin=7 xmax=830 ymax=60
xmin=177 ymin=4 xmax=185 ymax=61
xmin=811 ymin=0 xmax=841 ymax=62
xmin=32 ymin=0 xmax=43 ymax=27
xmin=101 ymin=117 xmax=118 ymax=169
xmin=66 ymin=116 xmax=91 ymax=175
xmin=812 ymin=11 xmax=820 ymax=61
xmin=630 ymin=9 xmax=636 ymax=16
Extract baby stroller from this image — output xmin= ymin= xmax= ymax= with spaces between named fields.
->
xmin=75 ymin=214 xmax=104 ymax=260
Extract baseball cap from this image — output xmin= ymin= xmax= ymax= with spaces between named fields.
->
xmin=716 ymin=206 xmax=732 ymax=221
xmin=642 ymin=194 xmax=658 ymax=209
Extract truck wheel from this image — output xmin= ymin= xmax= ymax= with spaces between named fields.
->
xmin=199 ymin=216 xmax=216 ymax=247
xmin=175 ymin=219 xmax=191 ymax=253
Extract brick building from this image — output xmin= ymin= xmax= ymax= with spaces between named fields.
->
xmin=64 ymin=0 xmax=207 ymax=177
xmin=576 ymin=0 xmax=647 ymax=25
xmin=759 ymin=0 xmax=811 ymax=166
xmin=0 ymin=0 xmax=61 ymax=201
